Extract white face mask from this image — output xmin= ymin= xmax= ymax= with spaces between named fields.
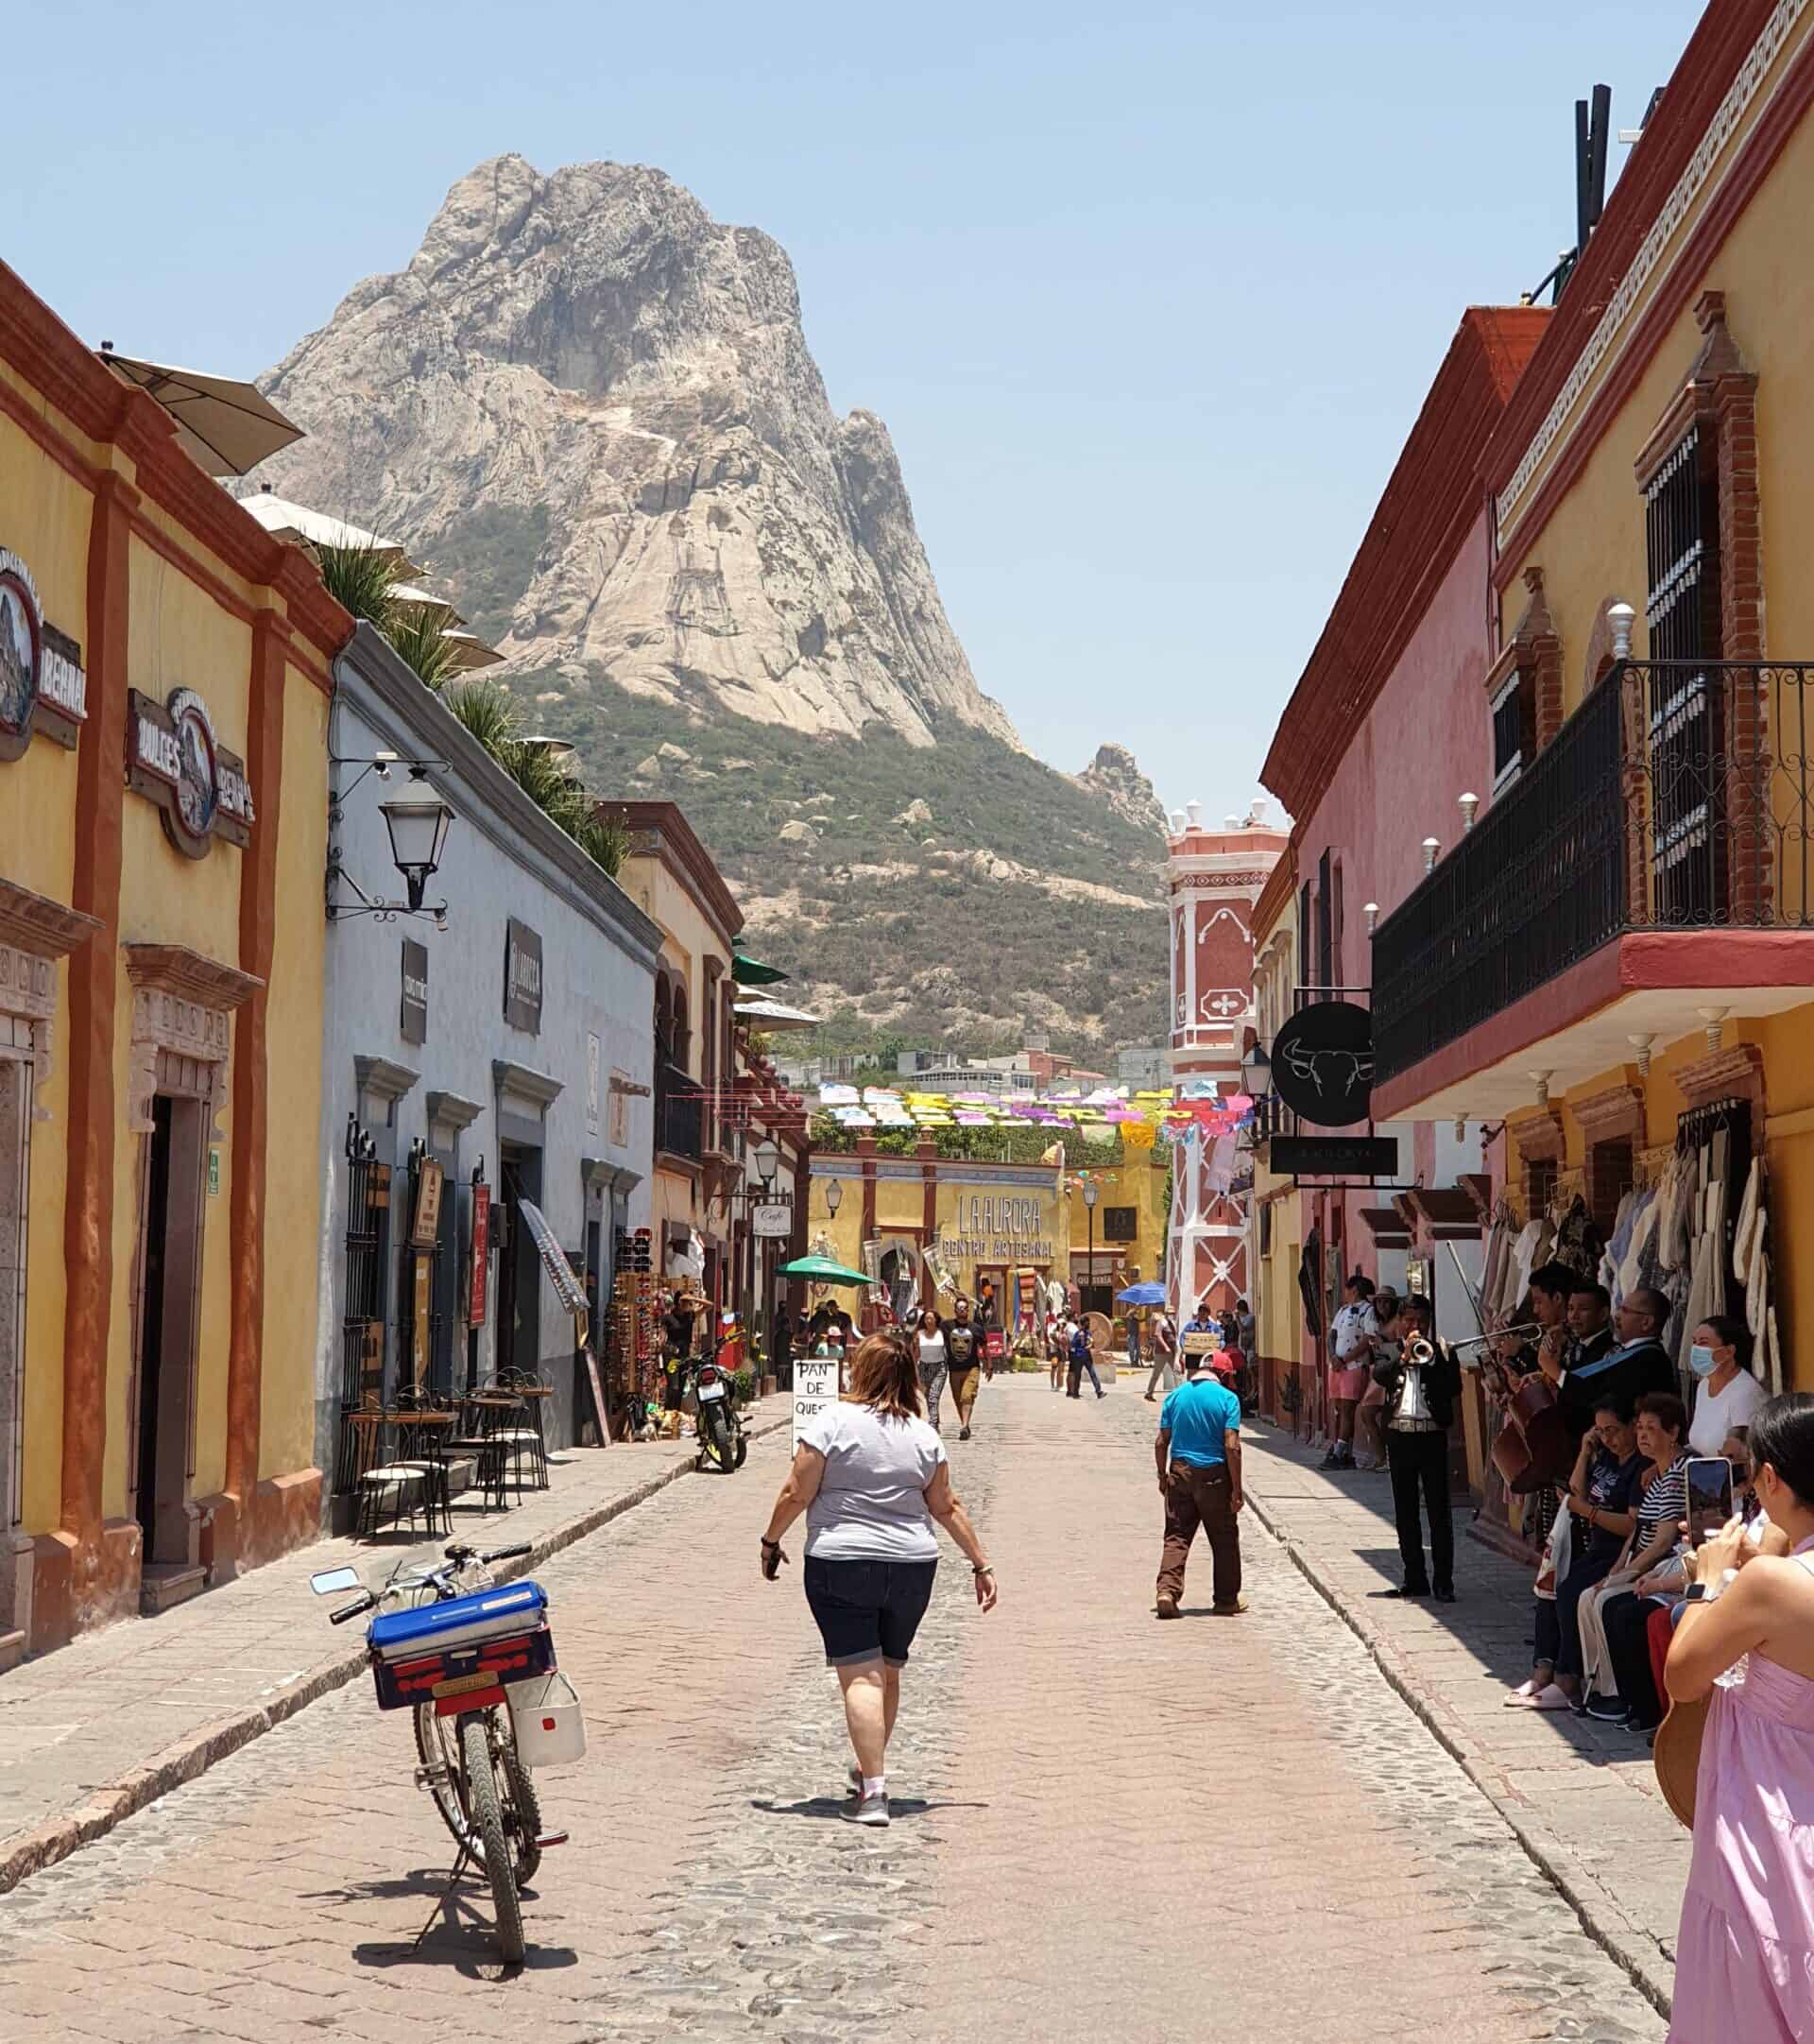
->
xmin=1688 ymin=1344 xmax=1719 ymax=1379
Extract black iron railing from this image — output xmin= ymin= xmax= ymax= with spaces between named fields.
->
xmin=1372 ymin=661 xmax=1814 ymax=1086
xmin=335 ymin=1115 xmax=389 ymax=1494
xmin=659 ymin=1063 xmax=702 ymax=1160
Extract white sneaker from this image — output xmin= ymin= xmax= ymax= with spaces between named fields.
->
xmin=843 ymin=1790 xmax=889 ymax=1826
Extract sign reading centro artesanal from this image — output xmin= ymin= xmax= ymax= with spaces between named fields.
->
xmin=126 ymin=687 xmax=254 ymax=858
xmin=939 ymin=1193 xmax=1054 ymax=1264
xmin=0 ymin=546 xmax=88 ymax=763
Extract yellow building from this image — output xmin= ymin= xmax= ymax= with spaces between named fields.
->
xmin=1063 ymin=1149 xmax=1171 ymax=1326
xmin=612 ymin=801 xmax=744 ymax=1310
xmin=809 ymin=1139 xmax=1071 ymax=1333
xmin=1248 ymin=850 xmax=1302 ymax=1421
xmin=1368 ymin=5 xmax=1814 ymax=1399
xmin=0 ymin=260 xmax=349 ymax=1655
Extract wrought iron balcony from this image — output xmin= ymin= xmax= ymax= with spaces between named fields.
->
xmin=657 ymin=1063 xmax=703 ymax=1162
xmin=1372 ymin=661 xmax=1814 ymax=1089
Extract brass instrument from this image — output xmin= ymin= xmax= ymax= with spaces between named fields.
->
xmin=1390 ymin=1334 xmax=1436 ymax=1427
xmin=1447 ymin=1322 xmax=1542 ymax=1354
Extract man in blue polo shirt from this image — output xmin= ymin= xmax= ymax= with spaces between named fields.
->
xmin=1154 ymin=1350 xmax=1245 ymax=1620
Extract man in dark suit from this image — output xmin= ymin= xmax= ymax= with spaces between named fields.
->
xmin=1374 ymin=1295 xmax=1462 ymax=1604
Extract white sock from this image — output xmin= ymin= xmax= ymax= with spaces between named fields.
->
xmin=862 ymin=1775 xmax=885 ymax=1799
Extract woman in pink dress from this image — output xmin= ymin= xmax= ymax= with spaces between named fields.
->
xmin=1665 ymin=1392 xmax=1814 ymax=2041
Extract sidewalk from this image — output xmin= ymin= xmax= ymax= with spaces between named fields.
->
xmin=0 ymin=1393 xmax=786 ymax=1896
xmin=1241 ymin=1421 xmax=1686 ymax=2016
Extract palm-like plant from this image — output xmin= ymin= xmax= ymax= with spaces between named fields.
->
xmin=315 ymin=541 xmax=462 ymax=691
xmin=439 ymin=681 xmax=625 ymax=879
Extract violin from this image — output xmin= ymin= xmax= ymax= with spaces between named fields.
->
xmin=1471 ymin=1322 xmax=1572 ymax=1495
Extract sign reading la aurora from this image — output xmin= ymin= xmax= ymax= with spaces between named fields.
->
xmin=0 ymin=545 xmax=88 ymax=762
xmin=504 ymin=918 xmax=543 ymax=1034
xmin=126 ymin=687 xmax=254 ymax=858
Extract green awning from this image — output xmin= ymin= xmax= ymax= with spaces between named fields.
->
xmin=778 ymin=1254 xmax=872 ymax=1285
xmin=732 ymin=953 xmax=791 ymax=987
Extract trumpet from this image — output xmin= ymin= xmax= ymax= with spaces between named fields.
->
xmin=1447 ymin=1323 xmax=1541 ymax=1351
xmin=1391 ymin=1335 xmax=1436 ymax=1426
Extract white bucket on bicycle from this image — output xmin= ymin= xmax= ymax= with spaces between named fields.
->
xmin=505 ymin=1671 xmax=587 ymax=1768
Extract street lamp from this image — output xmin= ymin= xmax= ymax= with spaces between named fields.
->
xmin=1240 ymin=1042 xmax=1271 ymax=1099
xmin=753 ymin=1138 xmax=779 ymax=1187
xmin=825 ymin=1178 xmax=843 ymax=1218
xmin=1082 ymin=1178 xmax=1099 ymax=1315
xmin=379 ymin=768 xmax=454 ymax=912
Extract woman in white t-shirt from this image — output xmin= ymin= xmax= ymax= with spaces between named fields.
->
xmin=760 ymin=1331 xmax=998 ymax=1827
xmin=1687 ymin=1314 xmax=1767 ymax=1455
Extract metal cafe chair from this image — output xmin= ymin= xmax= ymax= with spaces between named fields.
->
xmin=387 ymin=1388 xmax=453 ymax=1537
xmin=445 ymin=1391 xmax=511 ymax=1516
xmin=485 ymin=1370 xmax=549 ymax=1496
xmin=350 ymin=1399 xmax=434 ymax=1541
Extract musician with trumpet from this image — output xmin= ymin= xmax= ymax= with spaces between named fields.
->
xmin=1373 ymin=1296 xmax=1462 ymax=1603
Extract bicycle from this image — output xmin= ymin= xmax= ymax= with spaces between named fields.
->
xmin=309 ymin=1541 xmax=585 ymax=1965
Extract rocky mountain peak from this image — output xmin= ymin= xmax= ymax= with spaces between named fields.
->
xmin=1071 ymin=744 xmax=1166 ymax=835
xmin=249 ymin=154 xmax=1019 ymax=752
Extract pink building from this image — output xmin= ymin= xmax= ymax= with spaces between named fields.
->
xmin=1164 ymin=802 xmax=1288 ymax=1316
xmin=1258 ymin=305 xmax=1549 ymax=1451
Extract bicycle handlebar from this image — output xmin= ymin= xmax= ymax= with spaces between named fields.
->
xmin=331 ymin=1593 xmax=375 ymax=1624
xmin=483 ymin=1542 xmax=533 ymax=1563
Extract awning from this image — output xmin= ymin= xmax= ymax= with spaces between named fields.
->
xmin=99 ymin=352 xmax=303 ymax=477
xmin=1358 ymin=1206 xmax=1412 ymax=1247
xmin=732 ymin=953 xmax=791 ymax=987
xmin=1395 ymin=1188 xmax=1486 ymax=1241
xmin=733 ymin=997 xmax=820 ymax=1032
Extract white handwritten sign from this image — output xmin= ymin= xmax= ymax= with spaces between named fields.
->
xmin=792 ymin=1357 xmax=839 ymax=1451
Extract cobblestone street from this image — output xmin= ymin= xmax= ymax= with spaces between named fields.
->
xmin=0 ymin=1378 xmax=1666 ymax=2044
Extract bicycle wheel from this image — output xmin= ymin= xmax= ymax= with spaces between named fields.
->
xmin=414 ymin=1703 xmax=475 ymax=1853
xmin=500 ymin=1734 xmax=543 ymax=1885
xmin=460 ymin=1713 xmax=524 ymax=1964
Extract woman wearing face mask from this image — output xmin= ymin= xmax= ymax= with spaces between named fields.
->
xmin=1662 ymin=1392 xmax=1814 ymax=2044
xmin=1686 ymin=1315 xmax=1766 ymax=1455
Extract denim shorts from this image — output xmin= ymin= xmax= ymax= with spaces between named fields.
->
xmin=802 ymin=1554 xmax=938 ymax=1668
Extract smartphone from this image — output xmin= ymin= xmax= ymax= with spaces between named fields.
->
xmin=1685 ymin=1457 xmax=1736 ymax=1545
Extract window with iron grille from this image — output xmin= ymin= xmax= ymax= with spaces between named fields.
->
xmin=1644 ymin=425 xmax=1724 ymax=923
xmin=397 ymin=1141 xmax=449 ymax=1398
xmin=336 ymin=1115 xmax=390 ymax=1491
xmin=1490 ymin=663 xmax=1532 ymax=791
xmin=1315 ymin=848 xmax=1334 ymax=991
xmin=1258 ymin=1201 xmax=1273 ymax=1256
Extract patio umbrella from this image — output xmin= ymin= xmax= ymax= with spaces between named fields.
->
xmin=778 ymin=1254 xmax=874 ymax=1286
xmin=98 ymin=349 xmax=304 ymax=477
xmin=732 ymin=952 xmax=791 ymax=987
xmin=1116 ymin=1282 xmax=1168 ymax=1306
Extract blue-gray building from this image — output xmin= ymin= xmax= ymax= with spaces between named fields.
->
xmin=312 ymin=624 xmax=661 ymax=1520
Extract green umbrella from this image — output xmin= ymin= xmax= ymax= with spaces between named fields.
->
xmin=778 ymin=1254 xmax=873 ymax=1286
xmin=732 ymin=952 xmax=791 ymax=988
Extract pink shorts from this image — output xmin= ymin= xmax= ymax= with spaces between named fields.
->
xmin=1328 ymin=1364 xmax=1370 ymax=1402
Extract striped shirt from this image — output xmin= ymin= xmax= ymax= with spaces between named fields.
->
xmin=1635 ymin=1455 xmax=1689 ymax=1545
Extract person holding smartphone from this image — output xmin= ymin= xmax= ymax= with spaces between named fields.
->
xmin=1663 ymin=1392 xmax=1814 ymax=2044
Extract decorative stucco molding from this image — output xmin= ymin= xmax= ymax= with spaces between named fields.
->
xmin=0 ymin=880 xmax=101 ymax=1111
xmin=122 ymin=944 xmax=260 ymax=1138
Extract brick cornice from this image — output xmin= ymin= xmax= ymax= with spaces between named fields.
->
xmin=1571 ymin=1080 xmax=1646 ymax=1142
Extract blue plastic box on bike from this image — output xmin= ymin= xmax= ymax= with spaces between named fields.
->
xmin=368 ymin=1580 xmax=556 ymax=1710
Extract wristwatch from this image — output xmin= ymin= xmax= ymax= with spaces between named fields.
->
xmin=1684 ymin=1581 xmax=1720 ymax=1604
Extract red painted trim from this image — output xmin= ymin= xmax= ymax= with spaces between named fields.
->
xmin=60 ymin=471 xmax=135 ymax=1595
xmin=1373 ymin=924 xmax=1814 ymax=1120
xmin=1372 ymin=942 xmax=1626 ymax=1121
xmin=1495 ymin=24 xmax=1814 ymax=583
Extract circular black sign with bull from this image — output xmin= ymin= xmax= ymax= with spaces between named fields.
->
xmin=1269 ymin=1000 xmax=1374 ymax=1127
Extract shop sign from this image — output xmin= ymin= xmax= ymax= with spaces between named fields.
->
xmin=0 ymin=547 xmax=87 ymax=762
xmin=752 ymin=1200 xmax=793 ymax=1239
xmin=410 ymin=1255 xmax=431 ymax=1389
xmin=126 ymin=687 xmax=254 ymax=858
xmin=1268 ymin=1001 xmax=1373 ymax=1126
xmin=503 ymin=917 xmax=542 ymax=1033
xmin=207 ymin=1147 xmax=221 ymax=1198
xmin=517 ymin=1195 xmax=588 ymax=1317
xmin=400 ymin=939 xmax=428 ymax=1046
xmin=1271 ymin=1134 xmax=1399 ymax=1179
xmin=939 ymin=1190 xmax=1053 ymax=1265
xmin=793 ymin=1356 xmax=838 ymax=1450
xmin=468 ymin=1183 xmax=490 ymax=1326
xmin=410 ymin=1158 xmax=445 ymax=1248
xmin=586 ymin=1031 xmax=601 ymax=1136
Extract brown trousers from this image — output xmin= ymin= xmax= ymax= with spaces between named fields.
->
xmin=1156 ymin=1461 xmax=1241 ymax=1607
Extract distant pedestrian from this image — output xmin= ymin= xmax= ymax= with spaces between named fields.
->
xmin=1154 ymin=1349 xmax=1244 ymax=1619
xmin=1144 ymin=1309 xmax=1178 ymax=1401
xmin=914 ymin=1306 xmax=948 ymax=1433
xmin=1068 ymin=1318 xmax=1104 ymax=1400
xmin=1047 ymin=1312 xmax=1065 ymax=1391
xmin=1324 ymin=1273 xmax=1378 ymax=1469
xmin=760 ymin=1331 xmax=998 ymax=1828
xmin=942 ymin=1296 xmax=986 ymax=1440
xmin=771 ymin=1300 xmax=795 ymax=1371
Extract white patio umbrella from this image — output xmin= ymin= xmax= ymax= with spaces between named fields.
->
xmin=97 ymin=349 xmax=304 ymax=477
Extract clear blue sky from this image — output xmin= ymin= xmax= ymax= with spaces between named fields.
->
xmin=14 ymin=1 xmax=1701 ymax=815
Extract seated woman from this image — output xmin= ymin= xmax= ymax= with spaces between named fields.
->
xmin=1511 ymin=1394 xmax=1645 ymax=1709
xmin=1575 ymin=1391 xmax=1691 ymax=1724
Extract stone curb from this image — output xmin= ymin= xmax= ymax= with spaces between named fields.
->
xmin=0 ymin=1411 xmax=790 ymax=1898
xmin=1243 ymin=1476 xmax=1675 ymax=2022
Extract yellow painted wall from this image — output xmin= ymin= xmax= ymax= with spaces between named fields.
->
xmin=811 ymin=1163 xmax=1072 ymax=1303
xmin=620 ymin=852 xmax=727 ymax=1090
xmin=18 ymin=970 xmax=70 ymax=1536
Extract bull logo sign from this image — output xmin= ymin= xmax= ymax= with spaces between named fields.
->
xmin=0 ymin=546 xmax=89 ymax=764
xmin=126 ymin=687 xmax=255 ymax=858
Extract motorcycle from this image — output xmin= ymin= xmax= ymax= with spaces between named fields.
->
xmin=691 ymin=1356 xmax=747 ymax=1473
xmin=308 ymin=1541 xmax=586 ymax=1965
